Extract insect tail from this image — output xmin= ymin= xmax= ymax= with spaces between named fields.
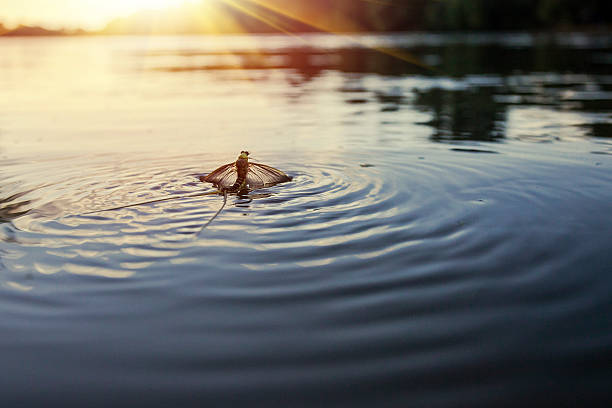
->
xmin=80 ymin=191 xmax=219 ymax=215
xmin=195 ymin=189 xmax=227 ymax=236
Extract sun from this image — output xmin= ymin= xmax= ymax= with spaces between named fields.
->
xmin=0 ymin=0 xmax=202 ymax=30
xmin=109 ymin=0 xmax=198 ymax=14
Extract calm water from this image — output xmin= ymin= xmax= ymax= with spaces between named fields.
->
xmin=1 ymin=33 xmax=612 ymax=407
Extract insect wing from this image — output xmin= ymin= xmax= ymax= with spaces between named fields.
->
xmin=246 ymin=162 xmax=292 ymax=189
xmin=202 ymin=163 xmax=237 ymax=188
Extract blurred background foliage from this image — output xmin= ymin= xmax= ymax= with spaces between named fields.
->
xmin=92 ymin=0 xmax=612 ymax=34
xmin=1 ymin=0 xmax=610 ymax=35
xmin=422 ymin=0 xmax=611 ymax=30
xmin=309 ymin=0 xmax=612 ymax=31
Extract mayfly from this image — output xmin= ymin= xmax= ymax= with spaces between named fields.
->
xmin=82 ymin=151 xmax=291 ymax=234
xmin=200 ymin=150 xmax=292 ymax=192
xmin=195 ymin=151 xmax=292 ymax=231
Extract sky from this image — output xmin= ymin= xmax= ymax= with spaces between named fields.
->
xmin=0 ymin=0 xmax=197 ymax=29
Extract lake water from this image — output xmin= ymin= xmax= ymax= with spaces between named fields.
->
xmin=1 ymin=33 xmax=611 ymax=407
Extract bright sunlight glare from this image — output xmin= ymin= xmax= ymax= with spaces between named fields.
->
xmin=0 ymin=0 xmax=200 ymax=29
xmin=111 ymin=0 xmax=198 ymax=14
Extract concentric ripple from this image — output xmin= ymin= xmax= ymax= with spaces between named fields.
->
xmin=2 ymin=147 xmax=608 ymax=287
xmin=2 ymin=32 xmax=612 ymax=407
xmin=1 ymin=145 xmax=612 ymax=407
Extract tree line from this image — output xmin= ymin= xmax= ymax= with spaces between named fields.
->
xmin=288 ymin=0 xmax=611 ymax=31
xmin=2 ymin=0 xmax=610 ymax=36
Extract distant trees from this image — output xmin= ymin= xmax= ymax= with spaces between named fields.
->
xmin=422 ymin=0 xmax=611 ymax=30
xmin=102 ymin=0 xmax=611 ymax=35
xmin=1 ymin=0 xmax=610 ymax=35
xmin=247 ymin=0 xmax=611 ymax=31
xmin=272 ymin=0 xmax=611 ymax=31
xmin=1 ymin=25 xmax=66 ymax=36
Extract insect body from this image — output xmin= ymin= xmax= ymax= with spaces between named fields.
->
xmin=229 ymin=151 xmax=249 ymax=192
xmin=201 ymin=151 xmax=292 ymax=193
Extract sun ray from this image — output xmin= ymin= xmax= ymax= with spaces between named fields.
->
xmin=356 ymin=0 xmax=402 ymax=7
xmin=221 ymin=0 xmax=306 ymax=41
xmin=228 ymin=0 xmax=437 ymax=72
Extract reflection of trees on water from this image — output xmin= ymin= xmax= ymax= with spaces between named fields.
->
xmin=157 ymin=47 xmax=426 ymax=77
xmin=584 ymin=123 xmax=612 ymax=139
xmin=159 ymin=41 xmax=609 ymax=80
xmin=414 ymin=88 xmax=506 ymax=142
xmin=280 ymin=42 xmax=608 ymax=78
xmin=0 ymin=193 xmax=31 ymax=222
xmin=155 ymin=38 xmax=611 ymax=141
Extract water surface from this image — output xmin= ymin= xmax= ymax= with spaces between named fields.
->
xmin=1 ymin=33 xmax=612 ymax=407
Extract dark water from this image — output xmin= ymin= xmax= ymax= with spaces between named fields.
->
xmin=1 ymin=33 xmax=612 ymax=407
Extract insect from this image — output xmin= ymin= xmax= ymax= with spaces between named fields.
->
xmin=192 ymin=151 xmax=291 ymax=232
xmin=82 ymin=151 xmax=291 ymax=234
xmin=200 ymin=150 xmax=292 ymax=193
